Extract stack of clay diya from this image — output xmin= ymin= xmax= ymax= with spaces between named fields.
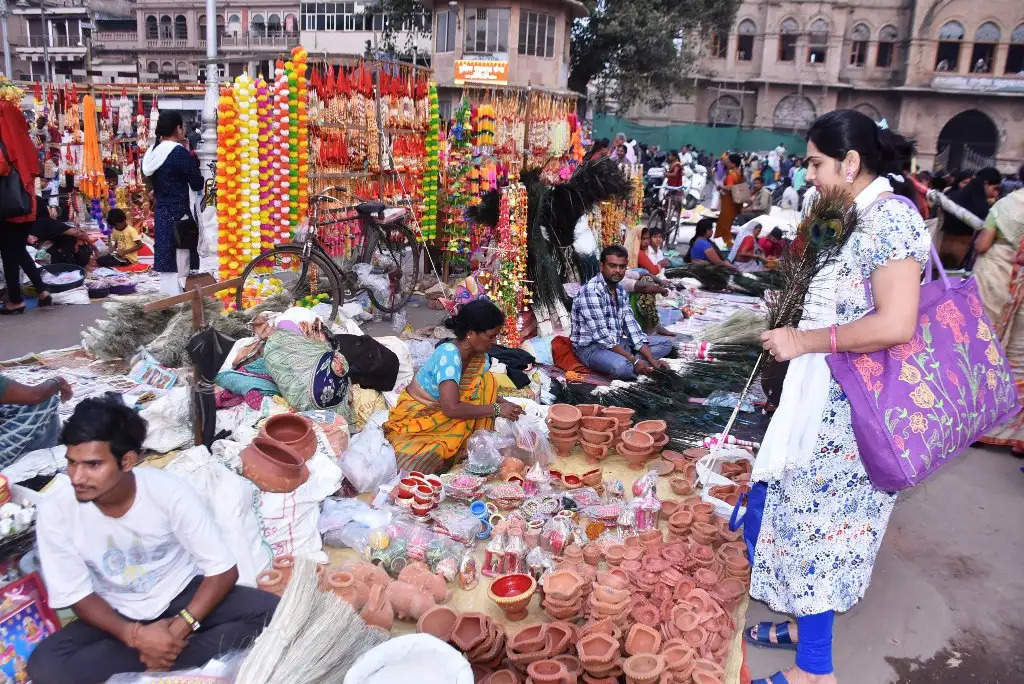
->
xmin=255 ymin=554 xmax=296 ymax=596
xmin=417 ymin=607 xmax=509 ymax=673
xmin=502 ymin=622 xmax=578 ymax=682
xmin=394 ymin=471 xmax=443 ymax=519
xmin=541 ymin=567 xmax=588 ymax=621
xmin=617 ymin=428 xmax=657 ymax=470
xmin=709 ymin=459 xmax=753 ymax=506
xmin=547 ymin=403 xmax=583 ymax=456
xmin=589 ymin=569 xmax=632 ymax=627
xmin=577 ymin=622 xmax=624 ymax=681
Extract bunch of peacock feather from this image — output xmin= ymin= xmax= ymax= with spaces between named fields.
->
xmin=236 ymin=558 xmax=387 ymax=683
xmin=662 ymin=263 xmax=732 ymax=291
xmin=469 ymin=157 xmax=631 ymax=311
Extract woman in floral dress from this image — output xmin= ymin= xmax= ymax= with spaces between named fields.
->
xmin=749 ymin=110 xmax=930 ymax=684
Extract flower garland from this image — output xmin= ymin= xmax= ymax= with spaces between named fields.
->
xmin=271 ymin=61 xmax=292 ymax=241
xmin=285 ymin=46 xmax=310 ymax=234
xmin=216 ymin=84 xmax=242 ymax=277
xmin=481 ymin=183 xmax=530 ymax=347
xmin=80 ymin=95 xmax=110 ymax=234
xmin=419 ymin=82 xmax=440 ymax=241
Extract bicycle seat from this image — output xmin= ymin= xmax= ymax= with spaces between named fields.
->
xmin=355 ymin=201 xmax=387 ymax=216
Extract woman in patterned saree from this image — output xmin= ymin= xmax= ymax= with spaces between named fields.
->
xmin=749 ymin=110 xmax=930 ymax=684
xmin=974 ymin=180 xmax=1024 ymax=453
xmin=384 ymin=299 xmax=524 ymax=474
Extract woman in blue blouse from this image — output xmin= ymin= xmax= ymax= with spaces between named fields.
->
xmin=686 ymin=218 xmax=733 ymax=267
xmin=142 ymin=111 xmax=203 ymax=294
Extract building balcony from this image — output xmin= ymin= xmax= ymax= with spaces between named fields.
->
xmin=928 ymin=73 xmax=1024 ymax=94
xmin=219 ymin=32 xmax=298 ymax=51
xmin=94 ymin=31 xmax=139 ymax=48
xmin=144 ymin=38 xmax=199 ymax=50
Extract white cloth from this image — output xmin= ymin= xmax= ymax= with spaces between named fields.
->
xmin=141 ymin=140 xmax=180 ymax=177
xmin=752 ymin=176 xmax=895 ymax=483
xmin=780 ymin=186 xmax=800 ymax=210
xmin=646 ymin=246 xmax=665 ymax=264
xmin=727 ymin=223 xmax=760 ymax=262
xmin=36 ymin=468 xmax=236 ymax=620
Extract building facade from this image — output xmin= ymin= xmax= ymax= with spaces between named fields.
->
xmin=622 ymin=0 xmax=1024 ymax=173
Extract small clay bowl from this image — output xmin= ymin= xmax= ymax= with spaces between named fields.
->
xmin=620 ymin=428 xmax=655 ymax=451
xmin=581 ymin=468 xmax=602 ymax=486
xmin=488 ymin=573 xmax=537 ymax=621
xmin=581 ymin=416 xmax=617 ymax=432
xmin=547 ymin=404 xmax=582 ymax=429
xmin=547 ymin=423 xmax=580 ymax=440
xmin=580 ymin=442 xmax=609 ymax=461
xmin=580 ymin=428 xmax=614 ymax=445
xmin=417 ymin=604 xmax=459 ymax=641
xmin=670 ymin=477 xmax=693 ymax=496
xmin=577 ymin=403 xmax=603 ymax=417
xmin=634 ymin=419 xmax=667 ymax=436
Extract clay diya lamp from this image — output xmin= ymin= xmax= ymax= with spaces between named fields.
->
xmin=553 ymin=654 xmax=582 ymax=680
xmin=416 ymin=604 xmax=459 ymax=642
xmin=634 ymin=419 xmax=667 ymax=438
xmin=650 ymin=433 xmax=670 ymax=451
xmin=623 ymin=653 xmax=666 ymax=684
xmin=508 ymin=623 xmax=548 ymax=654
xmin=482 ymin=669 xmax=518 ymax=684
xmin=451 ymin=612 xmax=489 ymax=652
xmin=595 ymin=571 xmax=629 ymax=591
xmin=618 ymin=441 xmax=652 ymax=469
xmin=488 ymin=573 xmax=536 ymax=622
xmin=499 ymin=456 xmax=526 ymax=479
xmin=725 ymin=554 xmax=750 ymax=578
xmin=620 ymin=427 xmax=654 ymax=451
xmin=624 ymin=622 xmax=662 ymax=657
xmin=577 ymin=633 xmax=619 ymax=667
xmin=639 ymin=529 xmax=662 ymax=545
xmin=582 ymin=543 xmax=602 ymax=566
xmin=592 ymin=583 xmax=630 ymax=605
xmin=241 ymin=437 xmax=309 ymax=493
xmin=544 ymin=569 xmax=585 ymax=601
xmin=604 ymin=545 xmax=625 ymax=566
xmin=581 ymin=468 xmax=602 ymax=487
xmin=256 ymin=568 xmax=286 ymax=596
xmin=659 ymin=500 xmax=679 ymax=517
xmin=259 ymin=413 xmax=316 ymax=461
xmin=580 ymin=442 xmax=609 ymax=463
xmin=622 ymin=546 xmax=643 ymax=563
xmin=670 ymin=477 xmax=693 ymax=497
xmin=683 ymin=447 xmax=709 ymax=462
xmin=661 ymin=643 xmax=696 ymax=675
xmin=691 ymin=521 xmax=719 ymax=546
xmin=713 ymin=577 xmax=747 ymax=608
xmin=581 ymin=415 xmax=617 ymax=432
xmin=682 ymin=463 xmax=699 ymax=487
xmin=691 ymin=502 xmax=715 ymax=524
xmin=563 ymin=474 xmax=582 ymax=489
xmin=662 ymin=449 xmax=687 ymax=468
xmin=577 ymin=403 xmax=603 ymax=417
xmin=526 ymin=659 xmax=569 ymax=684
xmin=580 ymin=427 xmax=614 ymax=445
xmin=547 ymin=423 xmax=580 ymax=440
xmin=545 ymin=621 xmax=574 ymax=656
xmin=601 ymin=406 xmax=636 ymax=421
xmin=547 ymin=403 xmax=583 ymax=429
xmin=563 ymin=544 xmax=584 ymax=563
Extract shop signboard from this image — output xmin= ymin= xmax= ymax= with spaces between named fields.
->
xmin=454 ymin=60 xmax=509 ymax=86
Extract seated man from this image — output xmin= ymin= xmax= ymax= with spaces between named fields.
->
xmin=28 ymin=396 xmax=278 ymax=684
xmin=0 ymin=374 xmax=71 ymax=468
xmin=570 ymin=245 xmax=674 ymax=380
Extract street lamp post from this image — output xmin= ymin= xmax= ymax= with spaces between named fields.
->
xmin=1 ymin=0 xmax=12 ymax=77
xmin=198 ymin=0 xmax=218 ymax=180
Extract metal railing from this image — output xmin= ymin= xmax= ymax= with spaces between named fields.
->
xmin=219 ymin=32 xmax=298 ymax=49
xmin=94 ymin=31 xmax=138 ymax=45
xmin=23 ymin=33 xmax=82 ymax=48
xmin=145 ymin=38 xmax=190 ymax=49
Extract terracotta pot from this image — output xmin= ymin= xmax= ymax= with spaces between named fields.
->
xmin=580 ymin=442 xmax=609 ymax=463
xmin=670 ymin=477 xmax=693 ymax=496
xmin=545 ymin=569 xmax=585 ymax=600
xmin=326 ymin=571 xmax=368 ymax=610
xmin=548 ymin=423 xmax=580 ymax=440
xmin=580 ymin=416 xmax=617 ymax=432
xmin=416 ymin=604 xmax=459 ymax=642
xmin=256 ymin=568 xmax=286 ymax=596
xmin=625 ymin=623 xmax=662 ymax=656
xmin=634 ymin=419 xmax=667 ymax=436
xmin=259 ymin=413 xmax=316 ymax=461
xmin=582 ymin=544 xmax=602 ymax=566
xmin=620 ymin=428 xmax=655 ymax=451
xmin=488 ymin=573 xmax=536 ymax=621
xmin=604 ymin=545 xmax=625 ymax=566
xmin=527 ymin=659 xmax=569 ymax=684
xmin=577 ymin=403 xmax=603 ymax=417
xmin=577 ymin=633 xmax=619 ymax=665
xmin=601 ymin=406 xmax=636 ymax=420
xmin=548 ymin=403 xmax=583 ymax=429
xmin=451 ymin=612 xmax=489 ymax=652
xmin=550 ymin=436 xmax=578 ymax=457
xmin=618 ymin=442 xmax=651 ymax=469
xmin=580 ymin=428 xmax=614 ymax=445
xmin=691 ymin=502 xmax=715 ymax=524
xmin=482 ymin=669 xmax=520 ymax=684
xmin=359 ymin=583 xmax=394 ymax=631
xmin=623 ymin=653 xmax=665 ymax=684
xmin=241 ymin=437 xmax=309 ymax=493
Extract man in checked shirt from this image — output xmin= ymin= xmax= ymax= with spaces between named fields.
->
xmin=570 ymin=245 xmax=675 ymax=380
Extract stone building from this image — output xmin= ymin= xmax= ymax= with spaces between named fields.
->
xmin=622 ymin=0 xmax=1024 ymax=173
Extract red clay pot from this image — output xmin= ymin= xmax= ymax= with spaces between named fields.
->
xmin=241 ymin=437 xmax=309 ymax=493
xmin=259 ymin=413 xmax=316 ymax=461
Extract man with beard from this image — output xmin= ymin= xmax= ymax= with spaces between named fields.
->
xmin=570 ymin=245 xmax=674 ymax=379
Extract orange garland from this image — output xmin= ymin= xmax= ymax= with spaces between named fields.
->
xmin=79 ymin=95 xmax=107 ymax=199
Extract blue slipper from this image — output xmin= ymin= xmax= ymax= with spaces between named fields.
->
xmin=744 ymin=621 xmax=797 ymax=651
xmin=752 ymin=672 xmax=790 ymax=684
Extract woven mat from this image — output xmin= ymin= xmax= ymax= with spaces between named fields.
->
xmin=327 ymin=445 xmax=749 ymax=683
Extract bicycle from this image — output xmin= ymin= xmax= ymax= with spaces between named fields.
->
xmin=235 ymin=188 xmax=421 ymax=321
xmin=647 ymin=184 xmax=684 ymax=244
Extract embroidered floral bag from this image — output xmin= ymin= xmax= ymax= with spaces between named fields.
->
xmin=826 ymin=206 xmax=1020 ymax=491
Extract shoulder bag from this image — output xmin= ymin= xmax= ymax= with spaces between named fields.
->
xmin=825 ymin=196 xmax=1020 ymax=491
xmin=173 ymin=205 xmax=200 ymax=251
xmin=729 ymin=181 xmax=751 ymax=205
xmin=0 ymin=142 xmax=33 ymax=220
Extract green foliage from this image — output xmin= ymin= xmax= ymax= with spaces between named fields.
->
xmin=359 ymin=0 xmax=432 ymax=58
xmin=571 ymin=0 xmax=741 ymax=112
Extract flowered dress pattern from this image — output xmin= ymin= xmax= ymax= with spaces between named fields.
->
xmin=151 ymin=146 xmax=203 ymax=273
xmin=750 ymin=199 xmax=930 ymax=616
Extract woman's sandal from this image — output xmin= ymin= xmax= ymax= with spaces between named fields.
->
xmin=753 ymin=672 xmax=790 ymax=684
xmin=744 ymin=621 xmax=798 ymax=650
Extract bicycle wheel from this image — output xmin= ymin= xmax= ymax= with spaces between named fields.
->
xmin=356 ymin=222 xmax=421 ymax=313
xmin=647 ymin=209 xmax=667 ymax=234
xmin=666 ymin=201 xmax=682 ymax=244
xmin=236 ymin=245 xmax=342 ymax=321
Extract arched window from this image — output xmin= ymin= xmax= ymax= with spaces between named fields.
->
xmin=1007 ymin=24 xmax=1024 ymax=74
xmin=737 ymin=19 xmax=756 ymax=61
xmin=808 ymin=19 xmax=828 ymax=63
xmin=216 ymin=14 xmax=225 ymax=37
xmin=176 ymin=61 xmax=189 ymax=75
xmin=160 ymin=61 xmax=173 ymax=73
xmin=936 ymin=21 xmax=964 ymax=71
xmin=147 ymin=60 xmax=159 ymax=74
xmin=877 ymin=25 xmax=898 ymax=67
xmin=773 ymin=94 xmax=816 ymax=131
xmin=778 ymin=18 xmax=800 ymax=62
xmin=251 ymin=13 xmax=266 ymax=36
xmin=159 ymin=15 xmax=172 ymax=40
xmin=174 ymin=15 xmax=187 ymax=40
xmin=227 ymin=14 xmax=241 ymax=36
xmin=849 ymin=23 xmax=870 ymax=66
xmin=284 ymin=13 xmax=297 ymax=33
xmin=145 ymin=15 xmax=158 ymax=40
xmin=267 ymin=14 xmax=282 ymax=36
xmin=198 ymin=14 xmax=206 ymax=38
xmin=970 ymin=22 xmax=1000 ymax=73
xmin=708 ymin=95 xmax=743 ymax=127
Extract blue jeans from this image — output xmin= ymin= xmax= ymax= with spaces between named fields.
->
xmin=574 ymin=335 xmax=675 ymax=380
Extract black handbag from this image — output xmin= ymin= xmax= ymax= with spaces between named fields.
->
xmin=0 ymin=142 xmax=33 ymax=220
xmin=173 ymin=205 xmax=200 ymax=250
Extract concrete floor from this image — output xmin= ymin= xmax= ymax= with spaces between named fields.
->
xmin=3 ymin=252 xmax=1022 ymax=682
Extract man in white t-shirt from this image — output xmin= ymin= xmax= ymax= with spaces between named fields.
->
xmin=28 ymin=397 xmax=278 ymax=684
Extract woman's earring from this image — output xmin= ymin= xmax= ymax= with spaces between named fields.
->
xmin=846 ymin=170 xmax=855 ymax=183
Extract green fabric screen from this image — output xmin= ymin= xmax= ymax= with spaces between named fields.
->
xmin=593 ymin=113 xmax=807 ymax=157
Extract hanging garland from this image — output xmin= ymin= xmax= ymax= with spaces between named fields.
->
xmin=216 ymin=83 xmax=242 ymax=277
xmin=419 ymin=82 xmax=440 ymax=241
xmin=480 ymin=183 xmax=530 ymax=347
xmin=80 ymin=95 xmax=109 ymax=234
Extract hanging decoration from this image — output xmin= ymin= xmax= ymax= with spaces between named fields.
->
xmin=420 ymin=82 xmax=440 ymax=241
xmin=80 ymin=95 xmax=109 ymax=234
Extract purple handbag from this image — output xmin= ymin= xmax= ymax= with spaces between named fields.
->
xmin=826 ymin=216 xmax=1020 ymax=491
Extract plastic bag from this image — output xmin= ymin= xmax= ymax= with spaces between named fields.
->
xmin=697 ymin=446 xmax=754 ymax=518
xmin=106 ymin=650 xmax=245 ymax=683
xmin=466 ymin=430 xmax=510 ymax=472
xmin=139 ymin=386 xmax=192 ymax=453
xmin=341 ymin=423 xmax=397 ymax=493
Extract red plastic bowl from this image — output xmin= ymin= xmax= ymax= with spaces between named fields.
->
xmin=490 ymin=573 xmax=534 ymax=598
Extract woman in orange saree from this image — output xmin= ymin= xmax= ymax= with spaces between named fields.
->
xmin=716 ymin=153 xmax=744 ymax=246
xmin=384 ymin=300 xmax=524 ymax=473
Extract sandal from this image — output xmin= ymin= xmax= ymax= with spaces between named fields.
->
xmin=753 ymin=672 xmax=790 ymax=684
xmin=744 ymin=621 xmax=798 ymax=650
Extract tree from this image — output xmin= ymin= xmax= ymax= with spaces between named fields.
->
xmin=571 ymin=0 xmax=741 ymax=113
xmin=365 ymin=0 xmax=740 ymax=112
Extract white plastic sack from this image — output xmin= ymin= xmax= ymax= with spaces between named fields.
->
xmin=696 ymin=447 xmax=754 ymax=519
xmin=340 ymin=422 xmax=396 ymax=493
xmin=139 ymin=386 xmax=192 ymax=453
xmin=258 ymin=435 xmax=342 ymax=563
xmin=344 ymin=634 xmax=472 ymax=684
xmin=50 ymin=286 xmax=90 ymax=305
xmin=374 ymin=336 xmax=413 ymax=407
xmin=166 ymin=446 xmax=272 ymax=586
